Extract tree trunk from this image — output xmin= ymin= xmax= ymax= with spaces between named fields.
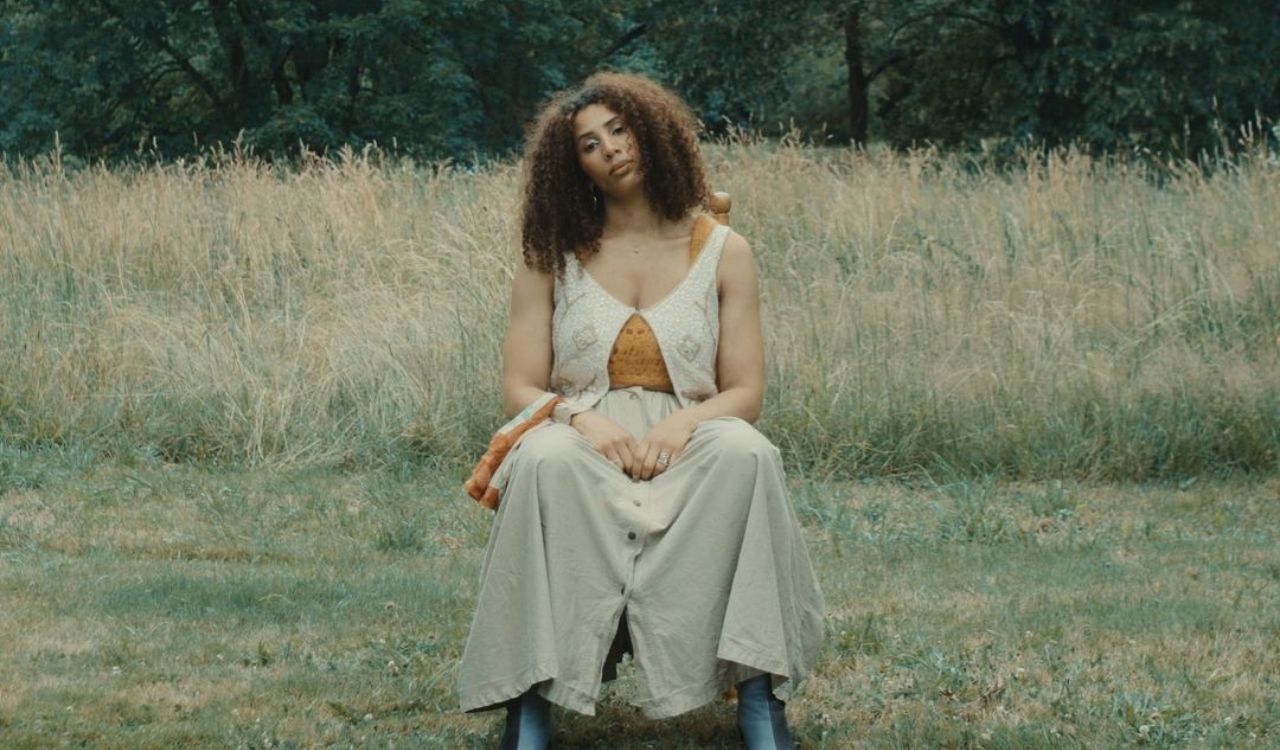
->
xmin=233 ymin=0 xmax=294 ymax=106
xmin=208 ymin=0 xmax=263 ymax=125
xmin=343 ymin=50 xmax=363 ymax=136
xmin=844 ymin=3 xmax=870 ymax=146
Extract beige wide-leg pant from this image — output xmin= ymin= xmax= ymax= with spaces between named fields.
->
xmin=458 ymin=387 xmax=824 ymax=719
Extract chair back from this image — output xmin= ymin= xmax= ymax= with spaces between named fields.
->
xmin=709 ymin=191 xmax=731 ymax=225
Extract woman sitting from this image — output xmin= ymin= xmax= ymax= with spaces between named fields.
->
xmin=458 ymin=71 xmax=824 ymax=750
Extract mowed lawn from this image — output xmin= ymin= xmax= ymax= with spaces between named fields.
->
xmin=1 ymin=447 xmax=1276 ymax=749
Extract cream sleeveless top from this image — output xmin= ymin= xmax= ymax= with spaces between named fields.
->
xmin=550 ymin=222 xmax=730 ymax=411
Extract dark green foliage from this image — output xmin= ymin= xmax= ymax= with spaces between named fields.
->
xmin=869 ymin=0 xmax=1280 ymax=154
xmin=621 ymin=0 xmax=845 ymax=135
xmin=1 ymin=0 xmax=630 ymax=160
xmin=2 ymin=1 xmax=1278 ymax=158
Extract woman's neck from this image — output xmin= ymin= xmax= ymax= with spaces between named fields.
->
xmin=601 ymin=191 xmax=672 ymax=239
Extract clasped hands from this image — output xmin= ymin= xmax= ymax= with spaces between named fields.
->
xmin=571 ymin=409 xmax=696 ymax=480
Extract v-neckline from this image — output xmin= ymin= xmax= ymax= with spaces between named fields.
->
xmin=575 ymin=225 xmax=717 ymax=313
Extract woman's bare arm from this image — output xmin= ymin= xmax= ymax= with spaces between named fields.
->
xmin=501 ymin=262 xmax=555 ymax=418
xmin=688 ymin=230 xmax=766 ymax=423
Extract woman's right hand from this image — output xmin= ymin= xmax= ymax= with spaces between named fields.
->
xmin=571 ymin=410 xmax=641 ymax=475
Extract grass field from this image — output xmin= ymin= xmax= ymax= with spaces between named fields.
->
xmin=1 ymin=142 xmax=1278 ymax=747
xmin=1 ymin=445 xmax=1278 ymax=748
xmin=1 ymin=141 xmax=1277 ymax=479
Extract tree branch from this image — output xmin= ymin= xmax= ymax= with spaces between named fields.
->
xmin=886 ymin=3 xmax=1005 ymax=46
xmin=233 ymin=0 xmax=294 ymax=105
xmin=603 ymin=23 xmax=647 ymax=58
xmin=97 ymin=0 xmax=226 ymax=110
xmin=975 ymin=51 xmax=1016 ymax=97
xmin=143 ymin=63 xmax=186 ymax=96
xmin=867 ymin=51 xmax=908 ymax=82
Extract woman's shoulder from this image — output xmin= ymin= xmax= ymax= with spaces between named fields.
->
xmin=714 ymin=227 xmax=759 ymax=292
xmin=717 ymin=226 xmax=754 ymax=263
xmin=721 ymin=227 xmax=751 ymax=254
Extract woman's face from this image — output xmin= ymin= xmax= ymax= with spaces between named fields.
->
xmin=572 ymin=103 xmax=641 ymax=197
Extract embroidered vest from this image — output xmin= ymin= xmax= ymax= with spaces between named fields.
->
xmin=550 ymin=222 xmax=729 ymax=410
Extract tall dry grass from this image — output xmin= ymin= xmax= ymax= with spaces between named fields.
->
xmin=1 ymin=141 xmax=1277 ymax=478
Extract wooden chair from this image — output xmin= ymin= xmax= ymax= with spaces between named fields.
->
xmin=709 ymin=191 xmax=731 ymax=225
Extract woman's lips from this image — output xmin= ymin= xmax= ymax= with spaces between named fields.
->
xmin=610 ymin=161 xmax=634 ymax=176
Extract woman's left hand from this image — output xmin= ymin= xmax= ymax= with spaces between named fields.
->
xmin=633 ymin=411 xmax=698 ymax=480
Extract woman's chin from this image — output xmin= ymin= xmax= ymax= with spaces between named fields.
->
xmin=602 ymin=173 xmax=644 ymax=200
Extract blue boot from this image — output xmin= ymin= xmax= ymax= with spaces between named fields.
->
xmin=499 ymin=687 xmax=551 ymax=750
xmin=737 ymin=674 xmax=794 ymax=750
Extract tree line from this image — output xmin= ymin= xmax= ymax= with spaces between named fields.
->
xmin=2 ymin=0 xmax=1277 ymax=162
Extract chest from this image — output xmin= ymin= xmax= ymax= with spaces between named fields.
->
xmin=579 ymin=237 xmax=693 ymax=311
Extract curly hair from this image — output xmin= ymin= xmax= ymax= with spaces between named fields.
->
xmin=520 ymin=72 xmax=710 ymax=275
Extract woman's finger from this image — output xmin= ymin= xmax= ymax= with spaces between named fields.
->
xmin=630 ymin=439 xmax=651 ymax=480
xmin=651 ymin=442 xmax=676 ymax=477
xmin=625 ymin=436 xmax=643 ymax=462
xmin=615 ymin=440 xmax=638 ymax=475
xmin=637 ymin=442 xmax=660 ymax=480
xmin=619 ymin=438 xmax=643 ymax=478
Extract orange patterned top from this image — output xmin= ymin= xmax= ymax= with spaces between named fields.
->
xmin=607 ymin=215 xmax=717 ymax=391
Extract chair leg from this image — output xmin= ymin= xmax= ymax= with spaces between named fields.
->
xmin=737 ymin=674 xmax=794 ymax=750
xmin=499 ymin=687 xmax=551 ymax=750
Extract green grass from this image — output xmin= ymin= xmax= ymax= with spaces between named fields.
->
xmin=2 ymin=445 xmax=1277 ymax=748
xmin=1 ymin=141 xmax=1277 ymax=746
